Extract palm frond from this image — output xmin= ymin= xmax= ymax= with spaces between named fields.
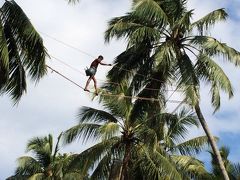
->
xmin=132 ymin=0 xmax=168 ymax=27
xmin=173 ymin=136 xmax=214 ymax=155
xmin=191 ymin=8 xmax=228 ymax=34
xmin=0 ymin=18 xmax=9 ymax=89
xmin=68 ymin=137 xmax=121 ymax=172
xmin=99 ymin=122 xmax=120 ymax=141
xmin=90 ymin=153 xmax=112 ymax=180
xmin=78 ymin=106 xmax=118 ymax=124
xmin=15 ymin=156 xmax=42 ymax=175
xmin=230 ymin=163 xmax=240 ymax=179
xmin=3 ymin=22 xmax=26 ymax=102
xmin=171 ymin=155 xmax=211 ymax=179
xmin=195 ymin=53 xmax=233 ymax=111
xmin=99 ymin=81 xmax=132 ymax=118
xmin=28 ymin=173 xmax=45 ymax=180
xmin=173 ymin=10 xmax=193 ymax=31
xmin=128 ymin=26 xmax=161 ymax=46
xmin=137 ymin=147 xmax=182 ymax=180
xmin=135 ymin=124 xmax=158 ymax=148
xmin=63 ymin=123 xmax=101 ymax=144
xmin=26 ymin=135 xmax=54 ymax=168
xmin=190 ymin=36 xmax=240 ymax=66
xmin=63 ymin=172 xmax=83 ymax=180
xmin=2 ymin=0 xmax=48 ymax=81
xmin=164 ymin=108 xmax=198 ymax=143
xmin=154 ymin=41 xmax=176 ymax=71
xmin=104 ymin=14 xmax=142 ymax=43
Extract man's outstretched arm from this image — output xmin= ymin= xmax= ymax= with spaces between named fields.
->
xmin=100 ymin=62 xmax=112 ymax=66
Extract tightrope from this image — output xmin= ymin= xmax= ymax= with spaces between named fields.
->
xmin=46 ymin=65 xmax=182 ymax=103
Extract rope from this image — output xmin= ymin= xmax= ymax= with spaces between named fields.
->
xmin=50 ymin=55 xmax=183 ymax=92
xmin=40 ymin=31 xmax=95 ymax=58
xmin=41 ymin=32 xmax=175 ymax=85
xmin=46 ymin=65 xmax=182 ymax=103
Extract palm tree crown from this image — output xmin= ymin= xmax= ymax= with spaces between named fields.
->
xmin=0 ymin=0 xmax=48 ymax=102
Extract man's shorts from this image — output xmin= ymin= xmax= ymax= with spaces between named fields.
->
xmin=85 ymin=67 xmax=97 ymax=77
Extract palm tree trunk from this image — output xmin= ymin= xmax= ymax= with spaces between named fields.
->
xmin=120 ymin=143 xmax=131 ymax=180
xmin=195 ymin=102 xmax=229 ymax=180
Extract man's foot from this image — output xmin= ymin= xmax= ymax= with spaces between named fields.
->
xmin=95 ymin=91 xmax=98 ymax=96
xmin=84 ymin=88 xmax=90 ymax=92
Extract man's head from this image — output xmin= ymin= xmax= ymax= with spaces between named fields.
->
xmin=98 ymin=55 xmax=104 ymax=61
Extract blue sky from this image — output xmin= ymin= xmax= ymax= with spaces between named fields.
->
xmin=0 ymin=0 xmax=240 ymax=178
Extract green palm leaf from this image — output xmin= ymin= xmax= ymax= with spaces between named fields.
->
xmin=28 ymin=173 xmax=45 ymax=180
xmin=78 ymin=106 xmax=119 ymax=124
xmin=164 ymin=108 xmax=199 ymax=143
xmin=15 ymin=156 xmax=43 ymax=176
xmin=90 ymin=153 xmax=112 ymax=180
xmin=2 ymin=0 xmax=48 ymax=81
xmin=195 ymin=53 xmax=233 ymax=110
xmin=0 ymin=19 xmax=9 ymax=88
xmin=63 ymin=123 xmax=101 ymax=144
xmin=173 ymin=136 xmax=213 ymax=155
xmin=171 ymin=155 xmax=211 ymax=179
xmin=190 ymin=36 xmax=240 ymax=65
xmin=68 ymin=137 xmax=121 ymax=172
xmin=132 ymin=0 xmax=168 ymax=26
xmin=191 ymin=8 xmax=228 ymax=34
xmin=3 ymin=21 xmax=26 ymax=102
xmin=137 ymin=147 xmax=182 ymax=180
xmin=63 ymin=173 xmax=83 ymax=180
xmin=99 ymin=122 xmax=120 ymax=141
xmin=105 ymin=14 xmax=141 ymax=43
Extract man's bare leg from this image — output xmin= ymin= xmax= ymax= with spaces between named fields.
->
xmin=84 ymin=76 xmax=92 ymax=92
xmin=92 ymin=76 xmax=98 ymax=95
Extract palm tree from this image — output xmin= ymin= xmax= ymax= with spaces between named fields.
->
xmin=104 ymin=0 xmax=240 ymax=179
xmin=63 ymin=82 xmax=211 ymax=179
xmin=209 ymin=146 xmax=240 ymax=180
xmin=0 ymin=0 xmax=48 ymax=102
xmin=9 ymin=133 xmax=83 ymax=180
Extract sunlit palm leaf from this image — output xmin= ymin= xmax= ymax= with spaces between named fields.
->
xmin=63 ymin=123 xmax=102 ymax=144
xmin=105 ymin=14 xmax=142 ymax=43
xmin=190 ymin=36 xmax=240 ymax=66
xmin=79 ymin=106 xmax=119 ymax=124
xmin=191 ymin=8 xmax=228 ymax=34
xmin=171 ymin=155 xmax=211 ymax=179
xmin=132 ymin=0 xmax=168 ymax=27
xmin=99 ymin=122 xmax=120 ymax=141
xmin=68 ymin=137 xmax=121 ymax=172
xmin=137 ymin=147 xmax=182 ymax=180
xmin=195 ymin=53 xmax=233 ymax=110
xmin=164 ymin=108 xmax=198 ymax=143
xmin=173 ymin=136 xmax=212 ymax=155
xmin=15 ymin=156 xmax=42 ymax=176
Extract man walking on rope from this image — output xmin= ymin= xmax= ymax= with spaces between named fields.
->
xmin=84 ymin=55 xmax=111 ymax=95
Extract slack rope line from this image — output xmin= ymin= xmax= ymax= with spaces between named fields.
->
xmin=41 ymin=32 xmax=176 ymax=85
xmin=50 ymin=55 xmax=183 ymax=92
xmin=42 ymin=32 xmax=184 ymax=104
xmin=46 ymin=65 xmax=182 ymax=103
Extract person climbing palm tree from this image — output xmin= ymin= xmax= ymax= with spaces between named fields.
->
xmin=84 ymin=55 xmax=111 ymax=95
